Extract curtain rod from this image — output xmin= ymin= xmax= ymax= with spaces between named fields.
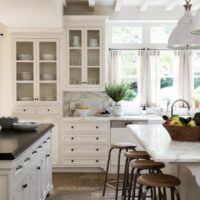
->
xmin=109 ymin=48 xmax=172 ymax=51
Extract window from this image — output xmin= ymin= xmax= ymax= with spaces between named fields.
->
xmin=150 ymin=26 xmax=173 ymax=44
xmin=159 ymin=51 xmax=177 ymax=105
xmin=120 ymin=50 xmax=140 ymax=101
xmin=112 ymin=26 xmax=142 ymax=44
xmin=192 ymin=50 xmax=200 ymax=103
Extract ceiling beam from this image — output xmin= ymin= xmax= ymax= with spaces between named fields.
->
xmin=115 ymin=0 xmax=124 ymax=12
xmin=165 ymin=0 xmax=180 ymax=11
xmin=140 ymin=0 xmax=151 ymax=12
xmin=88 ymin=0 xmax=95 ymax=10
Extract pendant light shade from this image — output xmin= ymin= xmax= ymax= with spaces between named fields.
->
xmin=168 ymin=0 xmax=200 ymax=49
xmin=191 ymin=9 xmax=200 ymax=35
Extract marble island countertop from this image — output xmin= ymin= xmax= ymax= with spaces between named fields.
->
xmin=127 ymin=124 xmax=200 ymax=163
xmin=62 ymin=115 xmax=163 ymax=123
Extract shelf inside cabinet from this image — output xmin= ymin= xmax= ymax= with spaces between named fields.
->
xmin=39 ymin=83 xmax=57 ymax=101
xmin=39 ymin=42 xmax=57 ymax=61
xmin=87 ymin=30 xmax=100 ymax=48
xmin=16 ymin=41 xmax=34 ymax=61
xmin=87 ymin=68 xmax=100 ymax=85
xmin=69 ymin=30 xmax=82 ymax=48
xmin=69 ymin=68 xmax=82 ymax=85
xmin=40 ymin=62 xmax=57 ymax=81
xmin=17 ymin=62 xmax=34 ymax=81
xmin=17 ymin=83 xmax=34 ymax=101
xmin=87 ymin=49 xmax=100 ymax=66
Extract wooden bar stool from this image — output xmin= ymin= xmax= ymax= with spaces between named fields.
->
xmin=122 ymin=151 xmax=150 ymax=198
xmin=126 ymin=160 xmax=165 ymax=200
xmin=137 ymin=174 xmax=181 ymax=200
xmin=102 ymin=143 xmax=136 ymax=200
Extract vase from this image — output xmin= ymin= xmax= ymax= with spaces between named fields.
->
xmin=113 ymin=102 xmax=123 ymax=117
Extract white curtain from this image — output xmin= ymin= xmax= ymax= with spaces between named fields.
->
xmin=146 ymin=50 xmax=161 ymax=107
xmin=138 ymin=50 xmax=148 ymax=106
xmin=174 ymin=50 xmax=193 ymax=106
xmin=109 ymin=50 xmax=121 ymax=84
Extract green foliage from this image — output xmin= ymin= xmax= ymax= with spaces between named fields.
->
xmin=161 ymin=78 xmax=173 ymax=88
xmin=124 ymin=88 xmax=137 ymax=101
xmin=105 ymin=83 xmax=129 ymax=102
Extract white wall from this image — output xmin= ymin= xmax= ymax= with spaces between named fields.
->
xmin=0 ymin=0 xmax=63 ymax=30
xmin=0 ymin=24 xmax=12 ymax=116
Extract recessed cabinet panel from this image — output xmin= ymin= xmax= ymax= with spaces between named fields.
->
xmin=87 ymin=49 xmax=100 ymax=66
xmin=17 ymin=63 xmax=34 ymax=81
xmin=69 ymin=30 xmax=82 ymax=47
xmin=17 ymin=83 xmax=34 ymax=101
xmin=40 ymin=63 xmax=57 ymax=81
xmin=69 ymin=50 xmax=82 ymax=66
xmin=87 ymin=30 xmax=100 ymax=47
xmin=39 ymin=42 xmax=57 ymax=61
xmin=87 ymin=68 xmax=100 ymax=85
xmin=70 ymin=68 xmax=82 ymax=85
xmin=39 ymin=83 xmax=57 ymax=101
xmin=16 ymin=42 xmax=34 ymax=60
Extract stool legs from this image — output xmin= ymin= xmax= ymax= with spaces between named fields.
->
xmin=102 ymin=147 xmax=113 ymax=196
xmin=115 ymin=148 xmax=122 ymax=200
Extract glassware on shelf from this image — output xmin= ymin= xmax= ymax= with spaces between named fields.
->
xmin=19 ymin=72 xmax=33 ymax=80
xmin=40 ymin=73 xmax=56 ymax=81
xmin=72 ymin=35 xmax=80 ymax=47
xmin=18 ymin=54 xmax=33 ymax=60
xmin=89 ymin=38 xmax=98 ymax=47
xmin=42 ymin=54 xmax=56 ymax=60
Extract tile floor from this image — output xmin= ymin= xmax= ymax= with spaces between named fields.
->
xmin=47 ymin=173 xmax=119 ymax=200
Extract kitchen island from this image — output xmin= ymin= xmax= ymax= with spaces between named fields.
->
xmin=0 ymin=123 xmax=54 ymax=200
xmin=127 ymin=124 xmax=200 ymax=200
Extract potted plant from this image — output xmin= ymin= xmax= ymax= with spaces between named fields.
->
xmin=105 ymin=83 xmax=129 ymax=116
xmin=193 ymin=93 xmax=200 ymax=108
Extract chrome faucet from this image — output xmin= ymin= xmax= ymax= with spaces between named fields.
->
xmin=171 ymin=99 xmax=190 ymax=117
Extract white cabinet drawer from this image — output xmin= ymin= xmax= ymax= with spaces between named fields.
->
xmin=61 ymin=122 xmax=109 ymax=133
xmin=61 ymin=134 xmax=108 ymax=146
xmin=13 ymin=106 xmax=36 ymax=115
xmin=37 ymin=106 xmax=59 ymax=115
xmin=61 ymin=157 xmax=106 ymax=167
xmin=61 ymin=146 xmax=108 ymax=157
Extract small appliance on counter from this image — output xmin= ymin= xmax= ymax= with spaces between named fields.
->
xmin=0 ymin=117 xmax=19 ymax=131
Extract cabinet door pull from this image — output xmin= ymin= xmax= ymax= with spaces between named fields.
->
xmin=22 ymin=184 xmax=28 ymax=190
xmin=96 ymin=126 xmax=99 ymax=129
xmin=16 ymin=165 xmax=23 ymax=171
xmin=71 ymin=126 xmax=74 ymax=129
xmin=47 ymin=109 xmax=50 ymax=112
xmin=23 ymin=109 xmax=26 ymax=112
xmin=71 ymin=137 xmax=74 ymax=140
xmin=37 ymin=166 xmax=41 ymax=170
xmin=32 ymin=150 xmax=37 ymax=154
xmin=96 ymin=137 xmax=99 ymax=140
xmin=71 ymin=160 xmax=74 ymax=163
xmin=96 ymin=160 xmax=99 ymax=163
xmin=47 ymin=137 xmax=51 ymax=140
xmin=46 ymin=154 xmax=50 ymax=158
xmin=38 ymin=145 xmax=42 ymax=149
xmin=71 ymin=148 xmax=74 ymax=151
xmin=24 ymin=157 xmax=30 ymax=162
xmin=96 ymin=149 xmax=99 ymax=152
xmin=43 ymin=141 xmax=47 ymax=144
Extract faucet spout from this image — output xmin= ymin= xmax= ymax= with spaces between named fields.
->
xmin=171 ymin=99 xmax=190 ymax=117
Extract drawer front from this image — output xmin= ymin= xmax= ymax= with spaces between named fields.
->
xmin=61 ymin=146 xmax=108 ymax=157
xmin=61 ymin=134 xmax=108 ymax=146
xmin=13 ymin=106 xmax=35 ymax=115
xmin=37 ymin=106 xmax=59 ymax=115
xmin=61 ymin=122 xmax=109 ymax=133
xmin=61 ymin=157 xmax=106 ymax=167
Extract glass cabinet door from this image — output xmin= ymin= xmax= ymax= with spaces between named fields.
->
xmin=38 ymin=41 xmax=58 ymax=102
xmin=68 ymin=29 xmax=83 ymax=86
xmin=16 ymin=41 xmax=35 ymax=102
xmin=86 ymin=29 xmax=101 ymax=86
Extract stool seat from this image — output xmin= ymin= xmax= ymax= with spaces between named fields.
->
xmin=138 ymin=174 xmax=181 ymax=188
xmin=130 ymin=160 xmax=165 ymax=170
xmin=111 ymin=143 xmax=136 ymax=149
xmin=124 ymin=150 xmax=150 ymax=160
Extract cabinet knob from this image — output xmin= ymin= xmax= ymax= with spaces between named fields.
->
xmin=71 ymin=160 xmax=74 ymax=163
xmin=16 ymin=165 xmax=23 ymax=171
xmin=23 ymin=109 xmax=26 ymax=112
xmin=32 ymin=150 xmax=37 ymax=154
xmin=37 ymin=166 xmax=41 ymax=170
xmin=71 ymin=148 xmax=74 ymax=151
xmin=71 ymin=126 xmax=74 ymax=129
xmin=46 ymin=154 xmax=50 ymax=158
xmin=47 ymin=137 xmax=51 ymax=140
xmin=96 ymin=149 xmax=99 ymax=152
xmin=24 ymin=157 xmax=30 ymax=162
xmin=96 ymin=126 xmax=99 ymax=129
xmin=47 ymin=109 xmax=50 ymax=112
xmin=96 ymin=137 xmax=99 ymax=140
xmin=71 ymin=137 xmax=74 ymax=140
xmin=96 ymin=160 xmax=99 ymax=163
xmin=22 ymin=184 xmax=28 ymax=190
xmin=43 ymin=141 xmax=47 ymax=144
xmin=38 ymin=145 xmax=42 ymax=149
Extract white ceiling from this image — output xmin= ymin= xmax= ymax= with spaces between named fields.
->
xmin=65 ymin=0 xmax=200 ymax=12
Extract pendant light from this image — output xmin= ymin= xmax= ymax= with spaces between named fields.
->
xmin=168 ymin=0 xmax=200 ymax=49
xmin=191 ymin=9 xmax=200 ymax=35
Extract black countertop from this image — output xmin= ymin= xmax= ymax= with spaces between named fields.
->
xmin=0 ymin=123 xmax=54 ymax=160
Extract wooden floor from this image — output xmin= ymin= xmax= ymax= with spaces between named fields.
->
xmin=47 ymin=173 xmax=118 ymax=200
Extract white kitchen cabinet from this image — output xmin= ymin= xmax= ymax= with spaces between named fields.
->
xmin=60 ymin=121 xmax=110 ymax=169
xmin=64 ymin=16 xmax=108 ymax=91
xmin=0 ymin=130 xmax=53 ymax=200
xmin=12 ymin=37 xmax=61 ymax=117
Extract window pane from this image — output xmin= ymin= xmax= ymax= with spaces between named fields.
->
xmin=112 ymin=26 xmax=142 ymax=44
xmin=120 ymin=50 xmax=139 ymax=101
xmin=151 ymin=26 xmax=173 ymax=44
xmin=160 ymin=51 xmax=174 ymax=77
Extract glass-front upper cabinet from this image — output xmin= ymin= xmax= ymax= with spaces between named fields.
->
xmin=14 ymin=40 xmax=59 ymax=104
xmin=68 ymin=29 xmax=83 ymax=86
xmin=67 ymin=28 xmax=102 ymax=89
